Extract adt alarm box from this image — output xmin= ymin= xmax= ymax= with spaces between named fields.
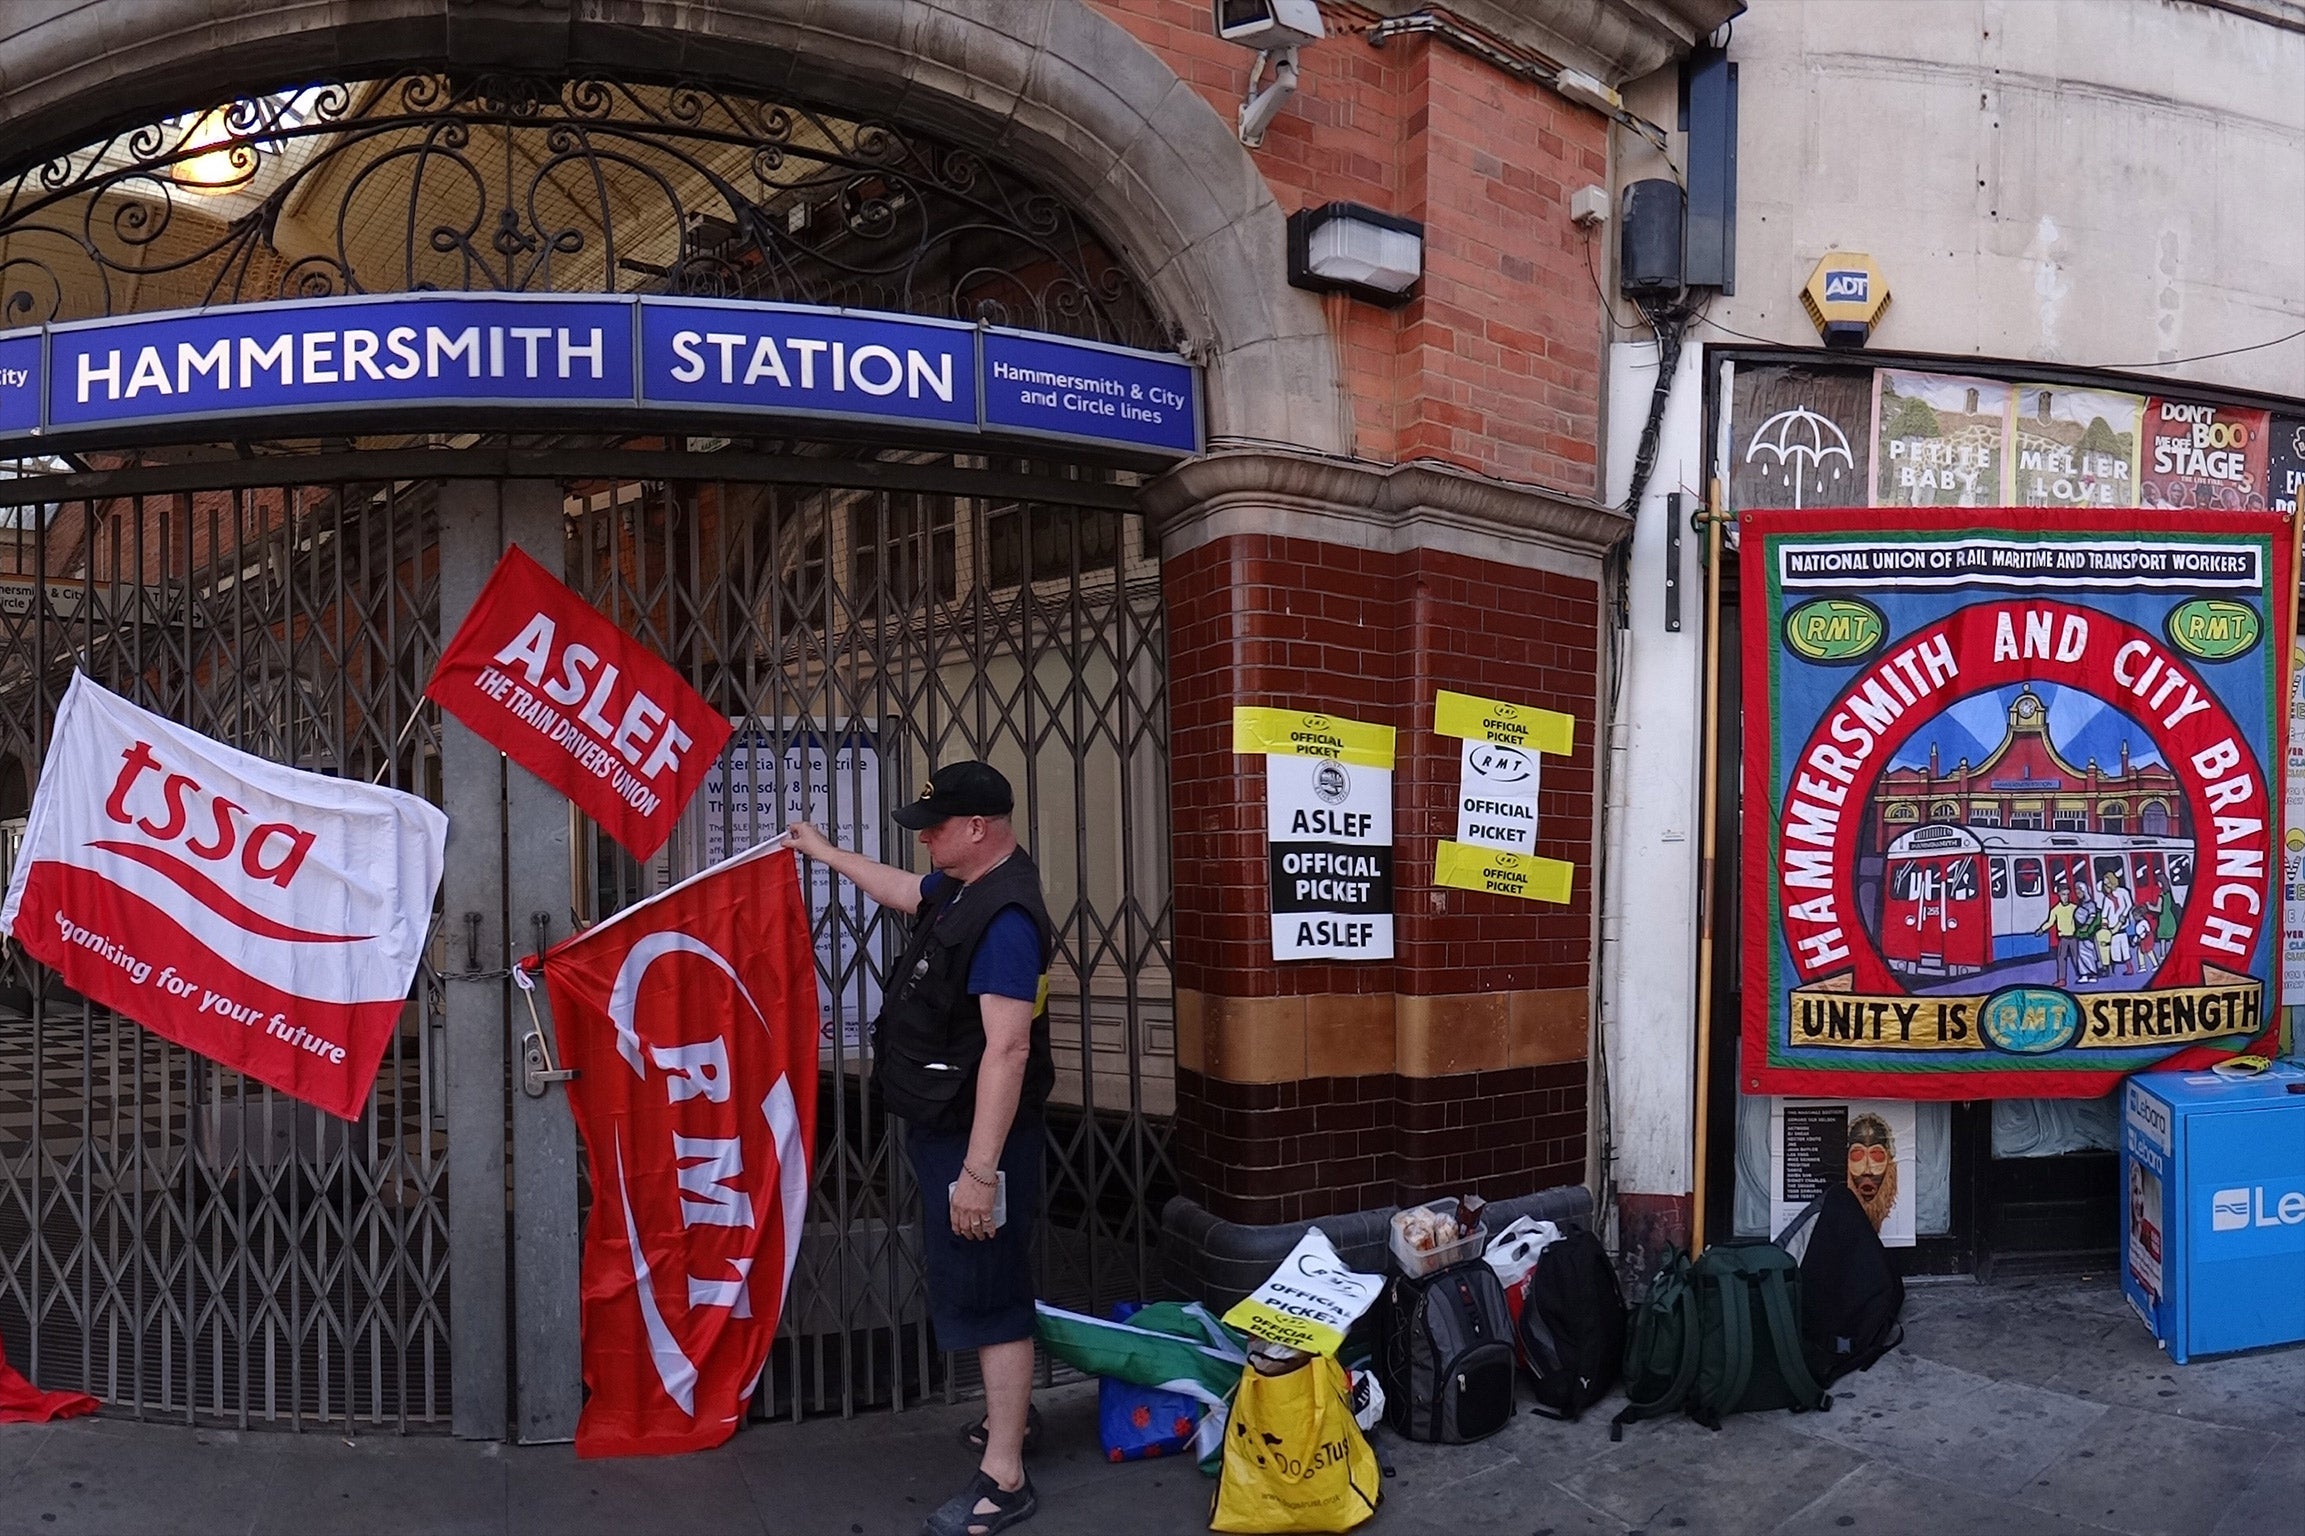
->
xmin=2122 ymin=1062 xmax=2305 ymax=1363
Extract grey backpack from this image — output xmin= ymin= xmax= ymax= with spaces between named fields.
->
xmin=1379 ymin=1259 xmax=1516 ymax=1443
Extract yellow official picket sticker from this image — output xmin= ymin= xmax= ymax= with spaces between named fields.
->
xmin=1434 ymin=839 xmax=1574 ymax=904
xmin=1432 ymin=689 xmax=1574 ymax=756
xmin=1231 ymin=706 xmax=1395 ymax=769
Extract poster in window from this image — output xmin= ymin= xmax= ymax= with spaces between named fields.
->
xmin=1770 ymin=1098 xmax=1917 ymax=1247
xmin=2141 ymin=398 xmax=2270 ymax=511
xmin=2009 ymin=384 xmax=2141 ymax=509
xmin=2269 ymin=418 xmax=2305 ymax=517
xmin=1872 ymin=370 xmax=2012 ymax=507
xmin=1728 ymin=363 xmax=1874 ymax=513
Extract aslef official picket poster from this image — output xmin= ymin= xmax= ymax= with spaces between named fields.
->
xmin=0 ymin=673 xmax=447 ymax=1120
xmin=1742 ymin=507 xmax=2291 ymax=1099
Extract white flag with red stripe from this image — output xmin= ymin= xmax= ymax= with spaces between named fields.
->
xmin=0 ymin=673 xmax=446 ymax=1120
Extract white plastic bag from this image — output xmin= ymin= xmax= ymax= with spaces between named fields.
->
xmin=1483 ymin=1216 xmax=1562 ymax=1292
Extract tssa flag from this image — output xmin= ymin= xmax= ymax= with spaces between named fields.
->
xmin=426 ymin=547 xmax=732 ymax=860
xmin=536 ymin=841 xmax=818 ymax=1457
xmin=0 ymin=673 xmax=446 ymax=1120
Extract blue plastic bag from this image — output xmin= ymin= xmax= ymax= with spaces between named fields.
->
xmin=1097 ymin=1303 xmax=1206 ymax=1462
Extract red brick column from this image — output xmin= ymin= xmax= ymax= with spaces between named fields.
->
xmin=1149 ymin=453 xmax=1627 ymax=1226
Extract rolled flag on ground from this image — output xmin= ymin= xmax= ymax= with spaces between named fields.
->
xmin=0 ymin=1332 xmax=97 ymax=1425
xmin=0 ymin=672 xmax=446 ymax=1120
xmin=1035 ymin=1299 xmax=1247 ymax=1469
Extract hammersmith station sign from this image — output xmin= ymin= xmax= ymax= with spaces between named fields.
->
xmin=0 ymin=292 xmax=1201 ymax=457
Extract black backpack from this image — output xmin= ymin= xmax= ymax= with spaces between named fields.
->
xmin=1776 ymin=1185 xmax=1905 ymax=1385
xmin=1379 ymin=1259 xmax=1516 ymax=1443
xmin=1515 ymin=1227 xmax=1626 ymax=1420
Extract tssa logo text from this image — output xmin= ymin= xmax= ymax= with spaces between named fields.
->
xmin=2210 ymin=1185 xmax=2305 ymax=1231
xmin=1822 ymin=270 xmax=1869 ymax=303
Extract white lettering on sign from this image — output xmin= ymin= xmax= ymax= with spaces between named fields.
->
xmin=667 ymin=329 xmax=956 ymax=401
xmin=672 ymin=1134 xmax=756 ymax=1229
xmin=489 ymin=611 xmax=695 ymax=782
xmin=72 ymin=326 xmax=608 ymax=403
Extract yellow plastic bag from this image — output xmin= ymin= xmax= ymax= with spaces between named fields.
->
xmin=1210 ymin=1357 xmax=1380 ymax=1534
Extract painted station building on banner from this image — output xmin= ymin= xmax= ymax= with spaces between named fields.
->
xmin=1870 ymin=688 xmax=2189 ymax=844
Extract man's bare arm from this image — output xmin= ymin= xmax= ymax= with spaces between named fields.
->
xmin=785 ymin=820 xmax=924 ymax=913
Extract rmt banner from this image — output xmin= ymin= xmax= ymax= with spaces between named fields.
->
xmin=536 ymin=841 xmax=818 ymax=1458
xmin=1742 ymin=508 xmax=2295 ymax=1099
xmin=427 ymin=547 xmax=732 ymax=861
xmin=0 ymin=673 xmax=446 ymax=1119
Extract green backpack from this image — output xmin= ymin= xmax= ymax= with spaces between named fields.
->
xmin=1610 ymin=1247 xmax=1699 ymax=1440
xmin=1610 ymin=1243 xmax=1830 ymax=1439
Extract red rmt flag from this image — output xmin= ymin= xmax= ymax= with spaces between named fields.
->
xmin=535 ymin=842 xmax=819 ymax=1457
xmin=426 ymin=547 xmax=732 ymax=860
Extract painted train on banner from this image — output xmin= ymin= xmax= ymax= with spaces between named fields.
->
xmin=1742 ymin=508 xmax=2292 ymax=1100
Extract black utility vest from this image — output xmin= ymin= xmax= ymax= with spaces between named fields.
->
xmin=871 ymin=849 xmax=1054 ymax=1132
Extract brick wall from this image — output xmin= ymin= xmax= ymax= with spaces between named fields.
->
xmin=1090 ymin=0 xmax=1609 ymax=498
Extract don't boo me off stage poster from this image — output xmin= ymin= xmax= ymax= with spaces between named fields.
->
xmin=1742 ymin=508 xmax=2293 ymax=1099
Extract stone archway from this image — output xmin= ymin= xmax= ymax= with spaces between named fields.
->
xmin=0 ymin=0 xmax=1347 ymax=452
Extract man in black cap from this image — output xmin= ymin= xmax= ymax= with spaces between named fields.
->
xmin=788 ymin=761 xmax=1052 ymax=1536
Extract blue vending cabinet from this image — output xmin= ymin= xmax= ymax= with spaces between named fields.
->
xmin=2121 ymin=1062 xmax=2305 ymax=1364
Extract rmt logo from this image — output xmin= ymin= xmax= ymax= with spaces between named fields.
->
xmin=1822 ymin=270 xmax=1869 ymax=304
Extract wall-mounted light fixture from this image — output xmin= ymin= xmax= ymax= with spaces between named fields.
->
xmin=1286 ymin=202 xmax=1424 ymax=307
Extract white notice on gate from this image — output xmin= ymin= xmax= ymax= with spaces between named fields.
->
xmin=696 ymin=727 xmax=882 ymax=1051
xmin=1455 ymin=738 xmax=1542 ymax=854
xmin=1267 ymin=753 xmax=1394 ymax=961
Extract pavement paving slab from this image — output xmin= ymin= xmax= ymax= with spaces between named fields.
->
xmin=2004 ymin=1403 xmax=2268 ymax=1536
xmin=1768 ymin=1461 xmax=2125 ymax=1536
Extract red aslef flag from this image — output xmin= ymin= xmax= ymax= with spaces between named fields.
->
xmin=535 ymin=842 xmax=819 ymax=1457
xmin=0 ymin=1332 xmax=97 ymax=1424
xmin=427 ymin=547 xmax=732 ymax=861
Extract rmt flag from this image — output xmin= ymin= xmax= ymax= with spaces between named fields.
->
xmin=535 ymin=840 xmax=818 ymax=1457
xmin=0 ymin=673 xmax=446 ymax=1120
xmin=426 ymin=547 xmax=732 ymax=860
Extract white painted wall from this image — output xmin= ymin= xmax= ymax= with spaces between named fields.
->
xmin=1598 ymin=337 xmax=1707 ymax=1203
xmin=1710 ymin=0 xmax=2305 ymax=396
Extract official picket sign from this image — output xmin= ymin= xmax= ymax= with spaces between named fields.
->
xmin=1238 ymin=705 xmax=1396 ymax=962
xmin=0 ymin=291 xmax=1201 ymax=457
xmin=1455 ymin=737 xmax=1541 ymax=853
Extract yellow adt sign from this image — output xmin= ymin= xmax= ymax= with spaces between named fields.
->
xmin=1800 ymin=251 xmax=1889 ymax=350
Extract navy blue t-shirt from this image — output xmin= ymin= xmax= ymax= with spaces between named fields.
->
xmin=919 ymin=871 xmax=1041 ymax=1002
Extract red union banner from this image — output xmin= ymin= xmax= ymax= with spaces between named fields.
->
xmin=1743 ymin=508 xmax=2293 ymax=1099
xmin=426 ymin=546 xmax=732 ymax=860
xmin=537 ymin=842 xmax=818 ymax=1457
xmin=0 ymin=673 xmax=447 ymax=1119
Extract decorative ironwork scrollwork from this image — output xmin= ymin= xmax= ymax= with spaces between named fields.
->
xmin=0 ymin=73 xmax=1172 ymax=350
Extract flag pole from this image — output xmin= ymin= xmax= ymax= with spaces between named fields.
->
xmin=1690 ymin=477 xmax=1729 ymax=1257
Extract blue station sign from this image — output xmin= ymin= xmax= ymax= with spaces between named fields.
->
xmin=4 ymin=291 xmax=1200 ymax=458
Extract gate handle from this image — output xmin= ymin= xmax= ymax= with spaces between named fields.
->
xmin=513 ymin=955 xmax=577 ymax=1097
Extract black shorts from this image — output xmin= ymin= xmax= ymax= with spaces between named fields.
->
xmin=907 ymin=1111 xmax=1044 ymax=1351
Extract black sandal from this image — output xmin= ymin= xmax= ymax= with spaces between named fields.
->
xmin=960 ymin=1402 xmax=1042 ymax=1454
xmin=922 ymin=1470 xmax=1037 ymax=1536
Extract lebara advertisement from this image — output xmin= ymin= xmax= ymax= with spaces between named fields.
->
xmin=1741 ymin=508 xmax=2291 ymax=1099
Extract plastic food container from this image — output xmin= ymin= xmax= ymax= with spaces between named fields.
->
xmin=1388 ymin=1201 xmax=1487 ymax=1278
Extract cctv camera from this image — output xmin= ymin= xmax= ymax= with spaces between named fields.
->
xmin=1214 ymin=0 xmax=1324 ymax=50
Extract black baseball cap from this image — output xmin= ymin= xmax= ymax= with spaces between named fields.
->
xmin=892 ymin=760 xmax=1014 ymax=828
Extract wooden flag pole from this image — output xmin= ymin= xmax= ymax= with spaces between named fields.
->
xmin=1689 ymin=478 xmax=1730 ymax=1256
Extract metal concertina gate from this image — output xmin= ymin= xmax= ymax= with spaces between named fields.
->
xmin=0 ymin=71 xmax=1180 ymax=1431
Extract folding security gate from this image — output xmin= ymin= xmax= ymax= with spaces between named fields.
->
xmin=0 ymin=478 xmax=450 ymax=1427
xmin=0 ymin=454 xmax=1176 ymax=1428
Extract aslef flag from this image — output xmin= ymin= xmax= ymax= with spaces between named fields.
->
xmin=0 ymin=673 xmax=446 ymax=1120
xmin=427 ymin=547 xmax=732 ymax=860
xmin=537 ymin=841 xmax=818 ymax=1457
